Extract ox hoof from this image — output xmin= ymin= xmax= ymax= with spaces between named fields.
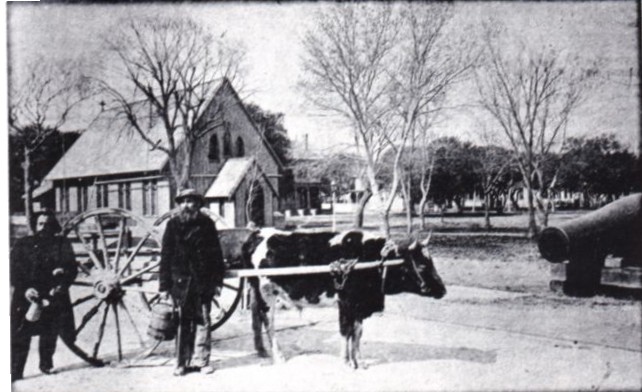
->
xmin=343 ymin=359 xmax=358 ymax=370
xmin=272 ymin=354 xmax=287 ymax=364
xmin=256 ymin=348 xmax=269 ymax=358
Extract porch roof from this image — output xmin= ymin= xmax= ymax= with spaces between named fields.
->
xmin=205 ymin=157 xmax=277 ymax=199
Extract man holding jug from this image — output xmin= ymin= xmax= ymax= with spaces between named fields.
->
xmin=10 ymin=209 xmax=77 ymax=381
xmin=158 ymin=189 xmax=226 ymax=376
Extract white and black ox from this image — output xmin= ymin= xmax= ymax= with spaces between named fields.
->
xmin=233 ymin=228 xmax=446 ymax=369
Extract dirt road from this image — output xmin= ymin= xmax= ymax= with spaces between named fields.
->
xmin=11 ymin=282 xmax=641 ymax=392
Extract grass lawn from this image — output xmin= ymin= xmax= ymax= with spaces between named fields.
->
xmin=289 ymin=209 xmax=591 ymax=295
xmin=10 ymin=209 xmax=616 ymax=295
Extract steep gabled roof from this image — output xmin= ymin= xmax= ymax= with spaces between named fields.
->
xmin=44 ymin=114 xmax=179 ymax=180
xmin=44 ymin=79 xmax=284 ymax=181
xmin=219 ymin=79 xmax=285 ymax=170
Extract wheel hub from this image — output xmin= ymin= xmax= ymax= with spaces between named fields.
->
xmin=92 ymin=270 xmax=122 ymax=301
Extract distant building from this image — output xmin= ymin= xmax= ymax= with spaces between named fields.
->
xmin=291 ymin=157 xmax=324 ymax=213
xmin=289 ymin=136 xmax=330 ymax=214
xmin=38 ymin=79 xmax=287 ymax=228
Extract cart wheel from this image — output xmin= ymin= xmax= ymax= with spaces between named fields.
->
xmin=62 ymin=208 xmax=162 ymax=365
xmin=211 ymin=277 xmax=244 ymax=331
xmin=153 ymin=208 xmax=244 ymax=332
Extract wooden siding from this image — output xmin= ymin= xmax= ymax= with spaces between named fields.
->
xmin=47 ymin=80 xmax=283 ymax=226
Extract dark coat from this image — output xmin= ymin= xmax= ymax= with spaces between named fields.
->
xmin=10 ymin=234 xmax=78 ymax=340
xmin=159 ymin=214 xmax=226 ymax=306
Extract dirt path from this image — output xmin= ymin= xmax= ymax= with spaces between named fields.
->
xmin=10 ymin=285 xmax=641 ymax=392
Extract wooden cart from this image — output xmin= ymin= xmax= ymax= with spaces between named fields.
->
xmin=59 ymin=208 xmax=403 ymax=366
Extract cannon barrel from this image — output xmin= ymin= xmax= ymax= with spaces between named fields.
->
xmin=538 ymin=193 xmax=642 ymax=264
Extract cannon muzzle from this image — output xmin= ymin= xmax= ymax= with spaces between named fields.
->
xmin=538 ymin=193 xmax=642 ymax=264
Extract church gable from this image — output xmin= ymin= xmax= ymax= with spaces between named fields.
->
xmin=189 ymin=80 xmax=283 ymax=196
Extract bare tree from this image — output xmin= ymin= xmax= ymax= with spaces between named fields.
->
xmin=9 ymin=57 xmax=92 ymax=231
xmin=301 ymin=3 xmax=398 ymax=231
xmin=471 ymin=145 xmax=514 ymax=229
xmin=302 ymin=3 xmax=475 ymax=236
xmin=383 ymin=3 xmax=478 ymax=236
xmin=415 ymin=116 xmax=437 ymax=230
xmin=476 ymin=25 xmax=597 ymax=236
xmin=244 ymin=156 xmax=265 ymax=228
xmin=100 ymin=16 xmax=247 ymax=190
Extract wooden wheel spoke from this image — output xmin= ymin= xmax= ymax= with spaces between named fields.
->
xmin=113 ymin=217 xmax=127 ymax=273
xmin=120 ymin=286 xmax=160 ymax=295
xmin=76 ymin=300 xmax=104 ymax=335
xmin=145 ymin=293 xmax=160 ymax=308
xmin=120 ymin=261 xmax=160 ymax=285
xmin=72 ymin=293 xmax=95 ymax=307
xmin=222 ymin=282 xmax=240 ymax=291
xmin=62 ymin=208 xmax=162 ymax=366
xmin=118 ymin=233 xmax=152 ymax=278
xmin=74 ymin=227 xmax=105 ymax=270
xmin=119 ymin=299 xmax=145 ymax=347
xmin=112 ymin=304 xmax=123 ymax=361
xmin=94 ymin=215 xmax=112 ymax=270
xmin=77 ymin=261 xmax=93 ymax=277
xmin=92 ymin=305 xmax=110 ymax=359
xmin=71 ymin=280 xmax=94 ymax=287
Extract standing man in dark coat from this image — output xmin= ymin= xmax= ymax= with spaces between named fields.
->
xmin=10 ymin=209 xmax=78 ymax=381
xmin=159 ymin=189 xmax=226 ymax=376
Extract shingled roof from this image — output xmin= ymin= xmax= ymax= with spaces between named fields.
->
xmin=44 ymin=79 xmax=284 ymax=182
xmin=44 ymin=115 xmax=178 ymax=180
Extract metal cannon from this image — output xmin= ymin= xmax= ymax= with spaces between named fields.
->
xmin=538 ymin=193 xmax=642 ymax=296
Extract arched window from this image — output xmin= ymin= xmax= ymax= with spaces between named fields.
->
xmin=208 ymin=134 xmax=219 ymax=162
xmin=236 ymin=136 xmax=245 ymax=157
xmin=223 ymin=123 xmax=232 ymax=158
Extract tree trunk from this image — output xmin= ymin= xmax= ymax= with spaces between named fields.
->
xmin=419 ymin=193 xmax=428 ymax=230
xmin=168 ymin=157 xmax=181 ymax=196
xmin=400 ymin=176 xmax=413 ymax=235
xmin=418 ymin=158 xmax=434 ymax=231
xmin=381 ymin=166 xmax=402 ymax=239
xmin=178 ymin=142 xmax=194 ymax=189
xmin=23 ymin=147 xmax=33 ymax=234
xmin=381 ymin=208 xmax=391 ymax=239
xmin=405 ymin=198 xmax=412 ymax=235
xmin=352 ymin=189 xmax=372 ymax=228
xmin=245 ymin=178 xmax=255 ymax=226
xmin=484 ymin=192 xmax=491 ymax=230
xmin=526 ymin=186 xmax=538 ymax=238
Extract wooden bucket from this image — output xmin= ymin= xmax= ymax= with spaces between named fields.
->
xmin=147 ymin=303 xmax=177 ymax=341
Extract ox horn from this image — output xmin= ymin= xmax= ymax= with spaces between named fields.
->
xmin=380 ymin=239 xmax=397 ymax=258
xmin=420 ymin=231 xmax=433 ymax=247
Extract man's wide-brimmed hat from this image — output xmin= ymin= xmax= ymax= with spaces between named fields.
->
xmin=174 ymin=188 xmax=204 ymax=204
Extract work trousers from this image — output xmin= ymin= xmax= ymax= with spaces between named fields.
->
xmin=11 ymin=322 xmax=57 ymax=380
xmin=176 ymin=296 xmax=212 ymax=368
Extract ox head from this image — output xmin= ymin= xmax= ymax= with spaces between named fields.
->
xmin=382 ymin=235 xmax=446 ymax=299
xmin=330 ymin=230 xmax=446 ymax=299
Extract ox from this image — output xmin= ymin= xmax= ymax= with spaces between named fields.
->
xmin=243 ymin=229 xmax=446 ymax=369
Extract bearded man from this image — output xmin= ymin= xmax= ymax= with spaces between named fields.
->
xmin=159 ymin=189 xmax=226 ymax=376
xmin=10 ymin=209 xmax=77 ymax=381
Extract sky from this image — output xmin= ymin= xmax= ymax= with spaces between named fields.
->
xmin=5 ymin=1 xmax=641 ymax=154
